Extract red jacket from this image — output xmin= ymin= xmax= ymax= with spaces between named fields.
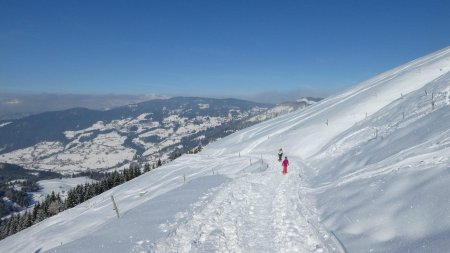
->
xmin=282 ymin=159 xmax=289 ymax=167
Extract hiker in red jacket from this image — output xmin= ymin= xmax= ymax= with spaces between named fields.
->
xmin=282 ymin=156 xmax=289 ymax=174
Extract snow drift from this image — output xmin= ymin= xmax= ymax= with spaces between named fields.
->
xmin=1 ymin=46 xmax=450 ymax=253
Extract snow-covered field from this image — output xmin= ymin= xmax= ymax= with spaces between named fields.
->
xmin=0 ymin=46 xmax=449 ymax=253
xmin=0 ymin=132 xmax=136 ymax=173
xmin=31 ymin=177 xmax=96 ymax=203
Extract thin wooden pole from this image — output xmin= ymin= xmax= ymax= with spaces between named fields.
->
xmin=111 ymin=195 xmax=120 ymax=218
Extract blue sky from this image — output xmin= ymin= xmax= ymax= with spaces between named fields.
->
xmin=1 ymin=0 xmax=449 ymax=100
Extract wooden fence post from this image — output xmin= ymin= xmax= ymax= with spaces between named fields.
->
xmin=111 ymin=195 xmax=120 ymax=218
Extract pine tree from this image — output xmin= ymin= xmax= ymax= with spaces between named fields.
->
xmin=4 ymin=217 xmax=12 ymax=237
xmin=50 ymin=191 xmax=57 ymax=202
xmin=157 ymin=159 xmax=162 ymax=167
xmin=8 ymin=214 xmax=18 ymax=235
xmin=0 ymin=220 xmax=8 ymax=239
xmin=94 ymin=183 xmax=103 ymax=195
xmin=20 ymin=211 xmax=32 ymax=230
xmin=112 ymin=171 xmax=121 ymax=186
xmin=100 ymin=179 xmax=109 ymax=192
xmin=65 ymin=190 xmax=76 ymax=209
xmin=135 ymin=166 xmax=141 ymax=177
xmin=32 ymin=202 xmax=40 ymax=221
xmin=144 ymin=163 xmax=150 ymax=172
xmin=75 ymin=185 xmax=85 ymax=204
xmin=35 ymin=209 xmax=47 ymax=223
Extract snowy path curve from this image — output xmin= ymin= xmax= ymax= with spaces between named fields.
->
xmin=134 ymin=155 xmax=343 ymax=253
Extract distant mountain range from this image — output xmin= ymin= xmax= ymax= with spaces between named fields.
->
xmin=0 ymin=97 xmax=318 ymax=173
xmin=0 ymin=93 xmax=168 ymax=120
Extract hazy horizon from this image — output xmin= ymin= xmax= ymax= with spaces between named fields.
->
xmin=0 ymin=89 xmax=329 ymax=120
xmin=1 ymin=1 xmax=449 ymax=99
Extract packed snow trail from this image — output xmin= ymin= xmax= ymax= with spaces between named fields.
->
xmin=134 ymin=155 xmax=344 ymax=253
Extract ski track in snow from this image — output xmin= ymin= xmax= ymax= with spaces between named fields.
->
xmin=133 ymin=156 xmax=342 ymax=253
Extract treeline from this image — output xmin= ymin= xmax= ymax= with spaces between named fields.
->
xmin=0 ymin=141 xmax=199 ymax=241
xmin=65 ymin=165 xmax=142 ymax=208
xmin=0 ymin=191 xmax=64 ymax=239
xmin=0 ymin=164 xmax=148 ymax=240
xmin=0 ymin=163 xmax=62 ymax=220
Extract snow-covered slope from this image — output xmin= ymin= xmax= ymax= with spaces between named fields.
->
xmin=1 ymin=46 xmax=450 ymax=253
xmin=246 ymin=98 xmax=320 ymax=123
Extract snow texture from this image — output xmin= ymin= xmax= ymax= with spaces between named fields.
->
xmin=0 ymin=46 xmax=450 ymax=253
